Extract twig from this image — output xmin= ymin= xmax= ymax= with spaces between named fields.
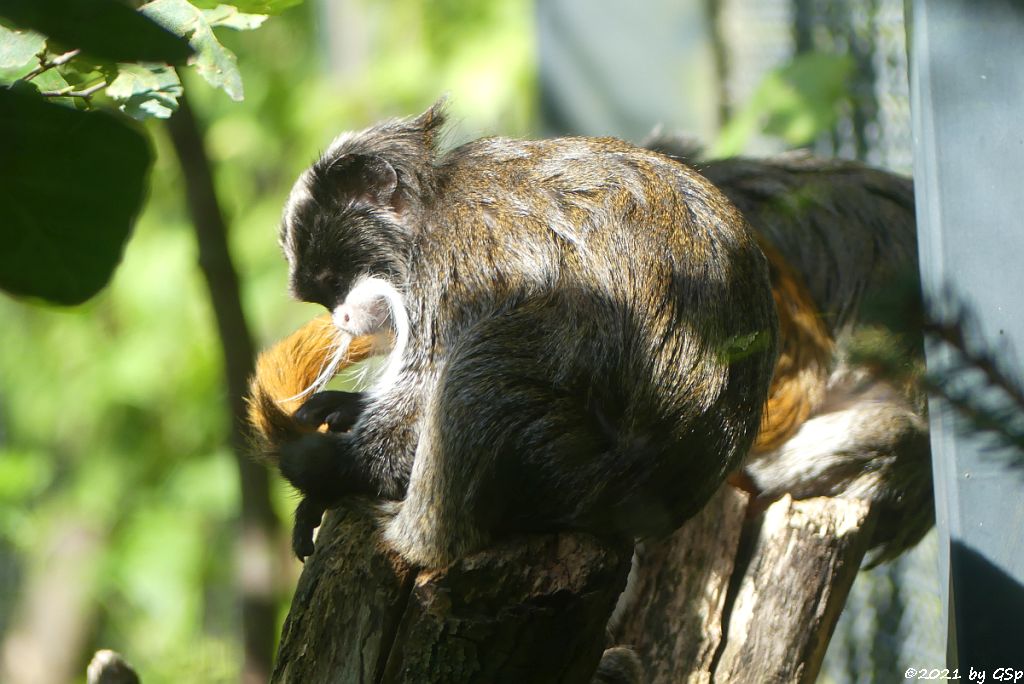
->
xmin=38 ymin=81 xmax=108 ymax=100
xmin=23 ymin=49 xmax=82 ymax=82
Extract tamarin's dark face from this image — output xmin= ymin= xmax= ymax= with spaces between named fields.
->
xmin=280 ymin=151 xmax=411 ymax=340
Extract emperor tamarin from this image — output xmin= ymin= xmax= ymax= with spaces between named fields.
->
xmin=256 ymin=101 xmax=779 ymax=566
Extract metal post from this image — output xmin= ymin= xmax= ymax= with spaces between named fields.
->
xmin=909 ymin=0 xmax=1024 ymax=668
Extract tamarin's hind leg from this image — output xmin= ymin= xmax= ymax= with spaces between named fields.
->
xmin=384 ymin=304 xmax=675 ymax=568
xmin=745 ymin=377 xmax=932 ymax=564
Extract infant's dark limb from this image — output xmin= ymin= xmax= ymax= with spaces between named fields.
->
xmin=279 ymin=408 xmax=417 ymax=558
xmin=292 ymin=496 xmax=326 ymax=561
xmin=278 ymin=432 xmax=375 ymax=558
xmin=278 ymin=432 xmax=375 ymax=501
xmin=294 ymin=390 xmax=366 ymax=432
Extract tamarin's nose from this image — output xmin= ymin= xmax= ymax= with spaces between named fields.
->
xmin=332 ymin=305 xmax=351 ymax=330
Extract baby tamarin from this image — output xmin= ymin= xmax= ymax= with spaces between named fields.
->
xmin=249 ymin=101 xmax=779 ymax=566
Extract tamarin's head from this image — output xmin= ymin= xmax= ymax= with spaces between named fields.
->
xmin=278 ymin=99 xmax=447 ymax=337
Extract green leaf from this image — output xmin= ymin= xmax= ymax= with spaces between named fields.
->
xmin=0 ymin=24 xmax=44 ymax=70
xmin=711 ymin=52 xmax=854 ymax=157
xmin=141 ymin=0 xmax=267 ymax=101
xmin=57 ymin=54 xmax=119 ymax=90
xmin=202 ymin=5 xmax=268 ymax=30
xmin=760 ymin=53 xmax=854 ymax=143
xmin=187 ymin=0 xmax=303 ymax=15
xmin=0 ymin=0 xmax=192 ymax=64
xmin=108 ymin=64 xmax=183 ymax=120
xmin=0 ymin=88 xmax=153 ymax=305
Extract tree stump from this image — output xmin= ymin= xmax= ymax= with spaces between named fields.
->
xmin=272 ymin=500 xmax=633 ymax=683
xmin=613 ymin=489 xmax=874 ymax=683
xmin=273 ymin=486 xmax=876 ymax=683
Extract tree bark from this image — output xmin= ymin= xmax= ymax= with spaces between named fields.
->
xmin=713 ymin=496 xmax=874 ymax=683
xmin=611 ymin=485 xmax=749 ymax=683
xmin=612 ymin=490 xmax=873 ymax=683
xmin=273 ymin=487 xmax=876 ymax=683
xmin=272 ymin=501 xmax=633 ymax=683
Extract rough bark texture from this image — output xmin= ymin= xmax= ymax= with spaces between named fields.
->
xmin=272 ymin=502 xmax=416 ymax=683
xmin=713 ymin=496 xmax=875 ymax=684
xmin=272 ymin=501 xmax=633 ymax=683
xmin=614 ymin=490 xmax=875 ymax=684
xmin=611 ymin=485 xmax=749 ymax=684
xmin=273 ymin=487 xmax=877 ymax=683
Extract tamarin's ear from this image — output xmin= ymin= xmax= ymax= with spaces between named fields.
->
xmin=325 ymin=153 xmax=399 ymax=210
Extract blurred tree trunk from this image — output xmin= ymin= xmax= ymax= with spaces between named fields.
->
xmin=166 ymin=95 xmax=280 ymax=684
xmin=0 ymin=517 xmax=104 ymax=684
xmin=704 ymin=0 xmax=731 ymax=127
xmin=272 ymin=486 xmax=876 ymax=682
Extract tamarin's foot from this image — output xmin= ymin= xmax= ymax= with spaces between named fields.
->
xmin=292 ymin=496 xmax=326 ymax=561
xmin=294 ymin=390 xmax=366 ymax=432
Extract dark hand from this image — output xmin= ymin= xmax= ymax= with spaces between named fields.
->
xmin=294 ymin=390 xmax=366 ymax=432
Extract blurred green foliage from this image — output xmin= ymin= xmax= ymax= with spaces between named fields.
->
xmin=0 ymin=0 xmax=193 ymax=65
xmin=0 ymin=0 xmax=534 ymax=681
xmin=0 ymin=0 xmax=270 ymax=305
xmin=711 ymin=52 xmax=854 ymax=158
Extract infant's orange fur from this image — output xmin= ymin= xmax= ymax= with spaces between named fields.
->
xmin=247 ymin=315 xmax=375 ymax=460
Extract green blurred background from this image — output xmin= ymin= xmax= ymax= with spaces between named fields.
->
xmin=0 ymin=1 xmax=939 ymax=682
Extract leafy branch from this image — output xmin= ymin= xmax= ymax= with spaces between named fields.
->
xmin=0 ymin=0 xmax=284 ymax=304
xmin=3 ymin=0 xmax=270 ymax=124
xmin=38 ymin=80 xmax=108 ymax=99
xmin=21 ymin=48 xmax=81 ymax=81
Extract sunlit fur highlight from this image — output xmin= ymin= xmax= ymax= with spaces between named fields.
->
xmin=333 ymin=275 xmax=410 ymax=397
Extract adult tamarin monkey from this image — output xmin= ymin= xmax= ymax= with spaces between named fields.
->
xmin=248 ymin=101 xmax=780 ymax=565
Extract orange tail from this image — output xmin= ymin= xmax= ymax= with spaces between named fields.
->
xmin=246 ymin=314 xmax=375 ymax=462
xmin=752 ymin=241 xmax=834 ymax=453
